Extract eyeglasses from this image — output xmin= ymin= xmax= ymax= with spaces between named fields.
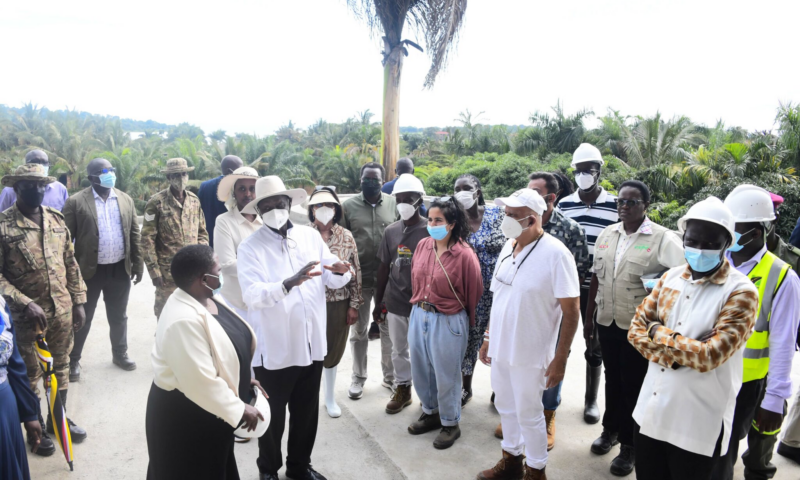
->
xmin=92 ymin=167 xmax=115 ymax=175
xmin=314 ymin=185 xmax=337 ymax=192
xmin=616 ymin=199 xmax=645 ymax=208
xmin=493 ymin=236 xmax=543 ymax=286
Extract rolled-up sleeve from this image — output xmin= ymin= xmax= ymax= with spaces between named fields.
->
xmin=320 ymin=238 xmax=352 ymax=290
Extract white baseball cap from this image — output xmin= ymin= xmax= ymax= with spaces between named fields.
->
xmin=494 ymin=188 xmax=546 ymax=216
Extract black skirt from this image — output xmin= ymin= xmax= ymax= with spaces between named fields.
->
xmin=146 ymin=383 xmax=239 ymax=480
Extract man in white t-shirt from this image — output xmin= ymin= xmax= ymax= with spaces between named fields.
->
xmin=477 ymin=189 xmax=581 ymax=480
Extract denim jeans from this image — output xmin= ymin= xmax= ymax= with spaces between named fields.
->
xmin=542 ymin=382 xmax=562 ymax=410
xmin=408 ymin=305 xmax=469 ymax=427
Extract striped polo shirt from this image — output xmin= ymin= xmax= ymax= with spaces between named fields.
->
xmin=557 ymin=187 xmax=619 ymax=289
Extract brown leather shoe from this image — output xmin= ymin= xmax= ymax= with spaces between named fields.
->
xmin=523 ymin=465 xmax=547 ymax=480
xmin=544 ymin=409 xmax=555 ymax=451
xmin=477 ymin=450 xmax=524 ymax=479
xmin=494 ymin=422 xmax=503 ymax=439
xmin=386 ymin=384 xmax=413 ymax=414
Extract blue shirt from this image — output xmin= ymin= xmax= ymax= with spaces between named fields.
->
xmin=789 ymin=216 xmax=800 ymax=249
xmin=198 ymin=176 xmax=226 ymax=248
xmin=381 ymin=177 xmax=427 ymax=217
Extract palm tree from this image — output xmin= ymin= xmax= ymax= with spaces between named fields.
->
xmin=619 ymin=113 xmax=703 ymax=168
xmin=776 ymin=102 xmax=800 ymax=169
xmin=347 ymin=0 xmax=468 ymax=179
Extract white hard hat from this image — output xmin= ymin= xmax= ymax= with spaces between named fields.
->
xmin=392 ymin=173 xmax=425 ymax=195
xmin=233 ymin=386 xmax=271 ymax=438
xmin=677 ymin=196 xmax=735 ymax=243
xmin=571 ymin=143 xmax=605 ymax=167
xmin=724 ymin=184 xmax=776 ymax=223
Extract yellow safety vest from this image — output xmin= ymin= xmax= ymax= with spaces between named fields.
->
xmin=742 ymin=251 xmax=790 ymax=383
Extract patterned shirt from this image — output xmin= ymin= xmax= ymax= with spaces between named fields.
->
xmin=93 ymin=187 xmax=126 ymax=265
xmin=543 ymin=208 xmax=590 ymax=282
xmin=313 ymin=223 xmax=363 ymax=310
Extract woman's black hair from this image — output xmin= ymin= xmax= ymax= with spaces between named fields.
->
xmin=308 ymin=187 xmax=343 ymax=224
xmin=429 ymin=196 xmax=470 ymax=245
xmin=619 ymin=180 xmax=651 ymax=203
xmin=552 ymin=171 xmax=575 ymax=204
xmin=171 ymin=244 xmax=216 ymax=291
xmin=455 ymin=173 xmax=486 ymax=206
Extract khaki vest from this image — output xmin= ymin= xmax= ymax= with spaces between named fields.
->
xmin=594 ymin=222 xmax=672 ymax=329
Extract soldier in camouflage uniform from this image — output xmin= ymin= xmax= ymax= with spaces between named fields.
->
xmin=0 ymin=163 xmax=89 ymax=449
xmin=141 ymin=158 xmax=209 ymax=318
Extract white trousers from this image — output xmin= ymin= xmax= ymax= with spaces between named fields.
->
xmin=386 ymin=312 xmax=412 ymax=386
xmin=491 ymin=360 xmax=548 ymax=469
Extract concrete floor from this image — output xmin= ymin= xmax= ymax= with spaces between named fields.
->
xmin=28 ymin=271 xmax=800 ymax=480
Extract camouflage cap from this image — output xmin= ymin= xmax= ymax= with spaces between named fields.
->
xmin=1 ymin=163 xmax=56 ymax=187
xmin=161 ymin=157 xmax=195 ymax=174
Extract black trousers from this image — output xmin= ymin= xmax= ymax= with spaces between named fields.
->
xmin=597 ymin=321 xmax=648 ymax=446
xmin=710 ymin=378 xmax=766 ymax=480
xmin=70 ymin=260 xmax=131 ymax=362
xmin=741 ymin=398 xmax=787 ymax=480
xmin=635 ymin=422 xmax=724 ymax=480
xmin=581 ymin=288 xmax=603 ymax=367
xmin=254 ymin=361 xmax=323 ymax=475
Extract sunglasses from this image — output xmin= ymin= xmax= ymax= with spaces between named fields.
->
xmin=92 ymin=167 xmax=115 ymax=175
xmin=616 ymin=199 xmax=645 ymax=208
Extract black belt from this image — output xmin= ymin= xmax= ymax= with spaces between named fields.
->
xmin=416 ymin=302 xmax=439 ymax=313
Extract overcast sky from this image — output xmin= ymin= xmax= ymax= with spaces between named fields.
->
xmin=1 ymin=0 xmax=798 ymax=136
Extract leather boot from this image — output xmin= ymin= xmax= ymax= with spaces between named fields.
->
xmin=386 ymin=384 xmax=412 ymax=414
xmin=544 ymin=410 xmax=556 ymax=451
xmin=47 ymin=389 xmax=88 ymax=443
xmin=408 ymin=412 xmax=442 ymax=435
xmin=523 ymin=465 xmax=547 ymax=480
xmin=433 ymin=424 xmax=461 ymax=449
xmin=494 ymin=422 xmax=503 ymax=439
xmin=69 ymin=361 xmax=80 ymax=382
xmin=30 ymin=413 xmax=56 ymax=456
xmin=112 ymin=352 xmax=137 ymax=371
xmin=591 ymin=429 xmax=619 ymax=455
xmin=610 ymin=444 xmax=635 ymax=476
xmin=584 ymin=364 xmax=601 ymax=424
xmin=477 ymin=450 xmax=525 ymax=480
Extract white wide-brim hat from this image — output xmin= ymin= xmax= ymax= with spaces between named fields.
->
xmin=241 ymin=176 xmax=308 ymax=215
xmin=217 ymin=167 xmax=260 ymax=202
xmin=233 ymin=386 xmax=271 ymax=439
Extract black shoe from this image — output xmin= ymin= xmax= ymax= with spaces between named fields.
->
xmin=233 ymin=434 xmax=250 ymax=443
xmin=778 ymin=442 xmax=800 ymax=464
xmin=408 ymin=412 xmax=442 ymax=435
xmin=259 ymin=474 xmax=279 ymax=480
xmin=610 ymin=444 xmax=635 ymax=476
xmin=490 ymin=391 xmax=495 ymax=404
xmin=584 ymin=364 xmax=602 ymax=424
xmin=591 ymin=430 xmax=619 ymax=455
xmin=433 ymin=424 xmax=461 ymax=449
xmin=112 ymin=353 xmax=137 ymax=371
xmin=461 ymin=387 xmax=473 ymax=407
xmin=368 ymin=321 xmax=380 ymax=340
xmin=47 ymin=417 xmax=87 ymax=443
xmin=29 ymin=419 xmax=56 ymax=456
xmin=285 ymin=466 xmax=328 ymax=480
xmin=69 ymin=361 xmax=81 ymax=382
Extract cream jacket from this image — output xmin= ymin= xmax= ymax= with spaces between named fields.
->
xmin=151 ymin=288 xmax=256 ymax=428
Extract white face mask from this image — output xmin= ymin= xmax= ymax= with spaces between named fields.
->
xmin=262 ymin=208 xmax=290 ymax=229
xmin=500 ymin=215 xmax=533 ymax=239
xmin=455 ymin=191 xmax=477 ymax=210
xmin=397 ymin=202 xmax=418 ymax=221
xmin=314 ymin=206 xmax=335 ymax=226
xmin=575 ymin=172 xmax=596 ymax=191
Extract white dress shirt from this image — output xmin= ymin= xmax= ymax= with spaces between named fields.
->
xmin=93 ymin=187 xmax=125 ymax=264
xmin=238 ymin=224 xmax=352 ymax=370
xmin=214 ymin=207 xmax=263 ymax=311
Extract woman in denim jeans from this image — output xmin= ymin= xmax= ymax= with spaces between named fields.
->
xmin=406 ymin=197 xmax=483 ymax=450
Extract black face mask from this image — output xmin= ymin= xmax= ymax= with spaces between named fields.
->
xmin=19 ymin=188 xmax=44 ymax=208
xmin=361 ymin=182 xmax=381 ymax=198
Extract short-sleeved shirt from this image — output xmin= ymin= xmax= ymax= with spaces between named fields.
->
xmin=377 ymin=219 xmax=429 ymax=316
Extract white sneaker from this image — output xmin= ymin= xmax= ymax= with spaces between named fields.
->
xmin=348 ymin=382 xmax=363 ymax=399
xmin=381 ymin=379 xmax=395 ymax=391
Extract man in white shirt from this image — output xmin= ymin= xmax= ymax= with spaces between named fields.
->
xmin=477 ymin=189 xmax=581 ymax=480
xmin=238 ymin=176 xmax=351 ymax=480
xmin=628 ymin=197 xmax=759 ymax=480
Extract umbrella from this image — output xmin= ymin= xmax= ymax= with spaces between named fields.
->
xmin=35 ymin=333 xmax=74 ymax=471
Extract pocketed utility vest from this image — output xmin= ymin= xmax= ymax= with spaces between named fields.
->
xmin=742 ymin=251 xmax=790 ymax=383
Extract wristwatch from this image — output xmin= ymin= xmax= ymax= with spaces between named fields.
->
xmin=281 ymin=282 xmax=289 ymax=295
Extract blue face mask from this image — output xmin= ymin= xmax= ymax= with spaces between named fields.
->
xmin=204 ymin=274 xmax=223 ymax=296
xmin=99 ymin=172 xmax=116 ymax=189
xmin=727 ymin=228 xmax=756 ymax=252
xmin=684 ymin=246 xmax=723 ymax=273
xmin=427 ymin=224 xmax=449 ymax=241
xmin=41 ymin=166 xmax=50 ymax=176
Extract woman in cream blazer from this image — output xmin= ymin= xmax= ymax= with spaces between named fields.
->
xmin=146 ymin=244 xmax=264 ymax=480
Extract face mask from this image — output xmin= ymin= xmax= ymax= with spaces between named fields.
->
xmin=204 ymin=274 xmax=223 ymax=296
xmin=99 ymin=172 xmax=116 ymax=189
xmin=684 ymin=246 xmax=723 ymax=273
xmin=40 ymin=166 xmax=50 ymax=176
xmin=500 ymin=215 xmax=533 ymax=239
xmin=575 ymin=172 xmax=596 ymax=191
xmin=397 ymin=202 xmax=418 ymax=221
xmin=263 ymin=208 xmax=290 ymax=230
xmin=361 ymin=182 xmax=381 ymax=198
xmin=427 ymin=224 xmax=449 ymax=241
xmin=19 ymin=188 xmax=45 ymax=208
xmin=727 ymin=228 xmax=756 ymax=252
xmin=455 ymin=191 xmax=477 ymax=210
xmin=169 ymin=175 xmax=188 ymax=192
xmin=642 ymin=279 xmax=659 ymax=290
xmin=314 ymin=206 xmax=335 ymax=226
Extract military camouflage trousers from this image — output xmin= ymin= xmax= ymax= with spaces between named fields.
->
xmin=154 ymin=279 xmax=178 ymax=319
xmin=15 ymin=309 xmax=74 ymax=397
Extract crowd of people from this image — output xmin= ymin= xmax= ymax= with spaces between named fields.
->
xmin=0 ymin=145 xmax=799 ymax=480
